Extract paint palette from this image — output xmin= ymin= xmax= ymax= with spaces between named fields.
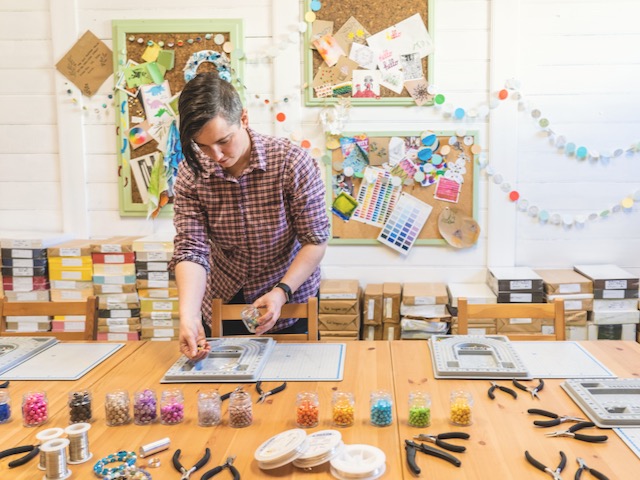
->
xmin=377 ymin=192 xmax=433 ymax=254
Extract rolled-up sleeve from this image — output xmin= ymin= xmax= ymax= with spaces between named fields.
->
xmin=169 ymin=162 xmax=211 ymax=273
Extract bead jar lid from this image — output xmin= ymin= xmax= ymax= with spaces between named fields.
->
xmin=255 ymin=428 xmax=308 ymax=469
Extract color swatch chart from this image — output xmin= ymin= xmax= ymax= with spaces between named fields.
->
xmin=377 ymin=192 xmax=433 ymax=254
xmin=352 ymin=167 xmax=401 ymax=227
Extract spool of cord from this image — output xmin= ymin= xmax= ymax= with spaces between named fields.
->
xmin=65 ymin=422 xmax=92 ymax=464
xmin=35 ymin=427 xmax=65 ymax=471
xmin=40 ymin=438 xmax=71 ymax=480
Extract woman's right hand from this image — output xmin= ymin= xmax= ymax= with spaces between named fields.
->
xmin=179 ymin=319 xmax=211 ymax=361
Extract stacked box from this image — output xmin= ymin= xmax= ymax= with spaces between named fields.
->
xmin=381 ymin=283 xmax=402 ymax=339
xmin=447 ymin=283 xmax=498 ymax=335
xmin=535 ymin=269 xmax=593 ymax=340
xmin=48 ymin=240 xmax=94 ymax=333
xmin=0 ymin=235 xmax=68 ymax=332
xmin=91 ymin=237 xmax=141 ymax=341
xmin=133 ymin=234 xmax=178 ymax=341
xmin=400 ymin=283 xmax=449 ymax=340
xmin=319 ymin=280 xmax=360 ymax=340
xmin=574 ymin=264 xmax=640 ymax=339
xmin=362 ymin=284 xmax=383 ymax=341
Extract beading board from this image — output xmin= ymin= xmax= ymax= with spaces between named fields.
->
xmin=260 ymin=343 xmax=346 ymax=381
xmin=0 ymin=337 xmax=58 ymax=376
xmin=615 ymin=428 xmax=640 ymax=459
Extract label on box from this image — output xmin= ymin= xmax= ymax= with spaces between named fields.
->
xmin=146 ymin=251 xmax=167 ymax=261
xmin=149 ymin=271 xmax=169 ymax=281
xmin=105 ymin=254 xmax=125 ymax=264
xmin=152 ymin=301 xmax=172 ymax=310
xmin=104 ymin=276 xmax=126 ymax=284
xmin=105 ymin=318 xmax=128 ymax=326
xmin=605 ymin=280 xmax=627 ymax=289
xmin=15 ymin=292 xmax=38 ymax=301
xmin=510 ymin=318 xmax=533 ymax=325
xmin=148 ymin=290 xmax=169 ymax=298
xmin=108 ymin=325 xmax=131 ymax=333
xmin=603 ymin=290 xmax=624 ymax=299
xmin=564 ymin=300 xmax=582 ymax=310
xmin=106 ymin=302 xmax=128 ymax=309
xmin=143 ymin=243 xmax=157 ymax=252
xmin=510 ymin=293 xmax=532 ymax=302
xmin=364 ymin=326 xmax=375 ymax=341
xmin=414 ymin=296 xmax=436 ymax=305
xmin=61 ymin=258 xmax=83 ymax=267
xmin=150 ymin=319 xmax=174 ymax=327
xmin=60 ymin=248 xmax=81 ymax=257
xmin=112 ymin=310 xmax=133 ymax=318
xmin=60 ymin=290 xmax=82 ymax=300
xmin=54 ymin=280 xmax=74 ymax=289
xmin=541 ymin=325 xmax=555 ymax=335
xmin=384 ymin=298 xmax=392 ymax=319
xmin=558 ymin=283 xmax=581 ymax=294
xmin=12 ymin=240 xmax=30 ymax=248
xmin=62 ymin=271 xmax=82 ymax=280
xmin=102 ymin=244 xmax=123 ymax=253
xmin=101 ymin=285 xmax=124 ymax=293
xmin=13 ymin=259 xmax=33 ymax=267
xmin=12 ymin=249 xmax=33 ymax=258
xmin=154 ymin=328 xmax=175 ymax=337
xmin=320 ymin=293 xmax=357 ymax=300
xmin=14 ymin=267 xmax=34 ymax=276
xmin=147 ymin=262 xmax=168 ymax=271
xmin=469 ymin=327 xmax=489 ymax=335
xmin=151 ymin=311 xmax=172 ymax=320
xmin=13 ymin=277 xmax=34 ymax=288
xmin=510 ymin=280 xmax=532 ymax=290
xmin=148 ymin=280 xmax=169 ymax=288
xmin=367 ymin=300 xmax=374 ymax=320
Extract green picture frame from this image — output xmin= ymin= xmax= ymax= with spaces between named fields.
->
xmin=112 ymin=19 xmax=244 ymax=217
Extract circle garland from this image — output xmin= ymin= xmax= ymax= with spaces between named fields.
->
xmin=183 ymin=50 xmax=232 ymax=83
xmin=93 ymin=450 xmax=136 ymax=479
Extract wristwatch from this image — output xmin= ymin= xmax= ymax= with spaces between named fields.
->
xmin=273 ymin=282 xmax=293 ymax=303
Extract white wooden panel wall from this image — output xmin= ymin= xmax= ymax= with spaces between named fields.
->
xmin=0 ymin=0 xmax=638 ymax=282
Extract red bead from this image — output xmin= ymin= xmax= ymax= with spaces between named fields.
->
xmin=498 ymin=89 xmax=509 ymax=100
xmin=509 ymin=191 xmax=520 ymax=201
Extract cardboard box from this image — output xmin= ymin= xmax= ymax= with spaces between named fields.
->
xmin=535 ymin=269 xmax=593 ymax=294
xmin=363 ymin=284 xmax=383 ymax=326
xmin=400 ymin=303 xmax=448 ymax=318
xmin=319 ymin=296 xmax=360 ymax=315
xmin=94 ymin=263 xmax=136 ymax=276
xmin=400 ymin=318 xmax=449 ymax=335
xmin=47 ymin=239 xmax=93 ymax=258
xmin=496 ymin=291 xmax=545 ymax=303
xmin=140 ymin=311 xmax=180 ymax=320
xmin=487 ymin=267 xmax=544 ymax=293
xmin=319 ymin=313 xmax=360 ymax=331
xmin=450 ymin=323 xmax=497 ymax=335
xmin=132 ymin=234 xmax=174 ymax=253
xmin=402 ymin=282 xmax=448 ymax=305
xmin=319 ymin=279 xmax=360 ymax=300
xmin=49 ymin=256 xmax=92 ymax=268
xmin=546 ymin=294 xmax=593 ymax=311
xmin=593 ymin=288 xmax=638 ymax=299
xmin=496 ymin=318 xmax=543 ymax=333
xmin=587 ymin=323 xmax=636 ymax=341
xmin=90 ymin=236 xmax=140 ymax=253
xmin=541 ymin=310 xmax=587 ymax=327
xmin=51 ymin=288 xmax=93 ymax=302
xmin=592 ymin=299 xmax=638 ymax=312
xmin=574 ymin=264 xmax=639 ymax=290
xmin=141 ymin=327 xmax=179 ymax=338
xmin=565 ymin=326 xmax=588 ymax=341
xmin=98 ymin=317 xmax=141 ymax=326
xmin=92 ymin=252 xmax=136 ymax=264
xmin=97 ymin=332 xmax=139 ymax=341
xmin=6 ymin=321 xmax=50 ymax=332
xmin=94 ymin=283 xmax=137 ymax=294
xmin=135 ymin=251 xmax=173 ymax=262
xmin=4 ymin=290 xmax=50 ymax=302
xmin=98 ymin=324 xmax=141 ymax=333
xmin=383 ymin=283 xmax=402 ymax=324
xmin=588 ymin=310 xmax=640 ymax=325
xmin=319 ymin=330 xmax=359 ymax=341
xmin=141 ymin=318 xmax=180 ymax=328
xmin=447 ymin=283 xmax=497 ymax=308
xmin=137 ymin=288 xmax=178 ymax=299
xmin=362 ymin=325 xmax=382 ymax=341
xmin=136 ymin=279 xmax=177 ymax=289
xmin=140 ymin=299 xmax=179 ymax=312
xmin=382 ymin=322 xmax=401 ymax=340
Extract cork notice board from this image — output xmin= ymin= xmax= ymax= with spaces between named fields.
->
xmin=304 ymin=0 xmax=434 ymax=106
xmin=112 ymin=19 xmax=244 ymax=217
xmin=328 ymin=131 xmax=479 ymax=246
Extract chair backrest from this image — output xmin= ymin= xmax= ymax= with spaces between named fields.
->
xmin=456 ymin=297 xmax=565 ymax=341
xmin=211 ymin=297 xmax=318 ymax=342
xmin=0 ymin=296 xmax=98 ymax=341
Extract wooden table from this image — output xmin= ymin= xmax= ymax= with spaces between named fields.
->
xmin=0 ymin=340 xmax=638 ymax=479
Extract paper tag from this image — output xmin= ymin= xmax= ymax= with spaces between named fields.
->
xmin=384 ymin=298 xmax=393 ymax=319
xmin=60 ymin=290 xmax=82 ymax=300
xmin=104 ymin=276 xmax=126 ymax=284
xmin=558 ymin=283 xmax=580 ymax=294
xmin=151 ymin=311 xmax=172 ymax=320
xmin=564 ymin=300 xmax=582 ymax=310
xmin=15 ymin=292 xmax=39 ymax=301
xmin=107 ymin=325 xmax=131 ymax=333
xmin=61 ymin=258 xmax=83 ymax=267
xmin=103 ymin=333 xmax=128 ymax=341
xmin=148 ymin=290 xmax=170 ymax=298
xmin=367 ymin=300 xmax=374 ymax=320
xmin=541 ymin=325 xmax=555 ymax=335
xmin=13 ymin=277 xmax=34 ymax=288
xmin=510 ymin=293 xmax=532 ymax=302
xmin=147 ymin=262 xmax=168 ymax=271
xmin=603 ymin=289 xmax=624 ymax=299
xmin=605 ymin=280 xmax=627 ymax=289
xmin=62 ymin=271 xmax=82 ymax=280
xmin=469 ymin=327 xmax=488 ymax=335
xmin=510 ymin=280 xmax=532 ymax=290
xmin=510 ymin=318 xmax=533 ymax=325
xmin=150 ymin=319 xmax=174 ymax=327
xmin=154 ymin=328 xmax=176 ymax=337
xmin=106 ymin=302 xmax=128 ymax=310
xmin=101 ymin=244 xmax=123 ymax=253
xmin=12 ymin=240 xmax=31 ymax=248
xmin=14 ymin=267 xmax=34 ymax=276
xmin=12 ymin=259 xmax=34 ymax=267
xmin=145 ymin=251 xmax=168 ymax=261
xmin=414 ymin=296 xmax=436 ymax=305
xmin=59 ymin=248 xmax=81 ymax=257
xmin=101 ymin=285 xmax=124 ymax=293
xmin=106 ymin=318 xmax=128 ymax=326
xmin=151 ymin=301 xmax=172 ymax=311
xmin=149 ymin=271 xmax=169 ymax=281
xmin=148 ymin=280 xmax=169 ymax=288
xmin=104 ymin=254 xmax=125 ymax=264
xmin=112 ymin=310 xmax=133 ymax=318
xmin=12 ymin=249 xmax=33 ymax=258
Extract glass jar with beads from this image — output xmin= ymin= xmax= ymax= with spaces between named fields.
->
xmin=370 ymin=390 xmax=393 ymax=427
xmin=332 ymin=391 xmax=355 ymax=427
xmin=105 ymin=389 xmax=131 ymax=426
xmin=408 ymin=391 xmax=431 ymax=428
xmin=160 ymin=389 xmax=184 ymax=425
xmin=22 ymin=390 xmax=48 ymax=427
xmin=133 ymin=389 xmax=157 ymax=425
xmin=0 ymin=390 xmax=10 ymax=424
xmin=450 ymin=390 xmax=473 ymax=426
xmin=68 ymin=389 xmax=92 ymax=424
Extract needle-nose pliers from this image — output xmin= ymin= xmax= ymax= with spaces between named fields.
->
xmin=513 ymin=378 xmax=544 ymax=399
xmin=528 ymin=408 xmax=587 ymax=427
xmin=525 ymin=450 xmax=566 ymax=480
xmin=545 ymin=422 xmax=609 ymax=443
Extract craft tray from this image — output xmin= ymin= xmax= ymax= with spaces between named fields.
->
xmin=561 ymin=378 xmax=640 ymax=428
xmin=0 ymin=337 xmax=58 ymax=376
xmin=162 ymin=337 xmax=276 ymax=383
xmin=428 ymin=335 xmax=530 ymax=379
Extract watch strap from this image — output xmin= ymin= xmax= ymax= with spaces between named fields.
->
xmin=274 ymin=282 xmax=292 ymax=303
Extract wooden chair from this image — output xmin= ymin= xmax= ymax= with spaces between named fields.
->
xmin=0 ymin=296 xmax=98 ymax=341
xmin=211 ymin=297 xmax=318 ymax=342
xmin=457 ymin=297 xmax=565 ymax=341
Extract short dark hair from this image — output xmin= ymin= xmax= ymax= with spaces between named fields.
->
xmin=178 ymin=73 xmax=243 ymax=175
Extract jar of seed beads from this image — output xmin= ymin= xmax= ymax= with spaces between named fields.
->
xmin=198 ymin=390 xmax=221 ymax=427
xmin=229 ymin=389 xmax=252 ymax=428
xmin=332 ymin=391 xmax=355 ymax=427
xmin=296 ymin=392 xmax=319 ymax=428
xmin=370 ymin=390 xmax=393 ymax=427
xmin=240 ymin=305 xmax=260 ymax=333
xmin=133 ymin=389 xmax=157 ymax=425
xmin=22 ymin=391 xmax=48 ymax=427
xmin=408 ymin=391 xmax=431 ymax=428
xmin=0 ymin=390 xmax=11 ymax=424
xmin=450 ymin=390 xmax=473 ymax=426
xmin=105 ymin=389 xmax=131 ymax=426
xmin=160 ymin=389 xmax=184 ymax=425
xmin=68 ymin=389 xmax=92 ymax=424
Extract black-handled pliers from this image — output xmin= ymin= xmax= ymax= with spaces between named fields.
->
xmin=545 ymin=422 xmax=609 ymax=443
xmin=413 ymin=432 xmax=470 ymax=453
xmin=525 ymin=450 xmax=566 ymax=480
xmin=0 ymin=445 xmax=40 ymax=468
xmin=405 ymin=439 xmax=461 ymax=475
xmin=528 ymin=408 xmax=587 ymax=427
xmin=0 ymin=380 xmax=9 ymax=388
xmin=200 ymin=456 xmax=240 ymax=480
xmin=173 ymin=448 xmax=211 ymax=479
xmin=513 ymin=378 xmax=544 ymax=399
xmin=575 ymin=457 xmax=609 ymax=480
xmin=220 ymin=386 xmax=242 ymax=402
xmin=488 ymin=381 xmax=518 ymax=400
xmin=256 ymin=381 xmax=286 ymax=404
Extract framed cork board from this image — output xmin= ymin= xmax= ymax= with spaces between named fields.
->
xmin=327 ymin=131 xmax=479 ymax=246
xmin=112 ymin=19 xmax=244 ymax=216
xmin=304 ymin=0 xmax=434 ymax=106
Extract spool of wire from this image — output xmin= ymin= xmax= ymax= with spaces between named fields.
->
xmin=65 ymin=422 xmax=92 ymax=464
xmin=35 ymin=427 xmax=65 ymax=471
xmin=41 ymin=438 xmax=71 ymax=480
xmin=329 ymin=444 xmax=386 ymax=480
xmin=292 ymin=430 xmax=344 ymax=469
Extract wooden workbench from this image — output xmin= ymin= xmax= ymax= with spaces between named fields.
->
xmin=0 ymin=340 xmax=638 ymax=479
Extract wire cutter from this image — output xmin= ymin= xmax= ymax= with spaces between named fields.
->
xmin=545 ymin=422 xmax=608 ymax=443
xmin=404 ymin=439 xmax=461 ymax=475
xmin=575 ymin=457 xmax=609 ymax=480
xmin=0 ymin=445 xmax=40 ymax=468
xmin=513 ymin=378 xmax=544 ymax=399
xmin=0 ymin=380 xmax=9 ymax=388
xmin=413 ymin=432 xmax=470 ymax=453
xmin=525 ymin=450 xmax=566 ymax=480
xmin=200 ymin=456 xmax=240 ymax=480
xmin=255 ymin=381 xmax=286 ymax=404
xmin=220 ymin=386 xmax=243 ymax=402
xmin=488 ymin=381 xmax=518 ymax=400
xmin=172 ymin=448 xmax=211 ymax=479
xmin=528 ymin=408 xmax=587 ymax=428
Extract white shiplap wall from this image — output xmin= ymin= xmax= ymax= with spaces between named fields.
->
xmin=0 ymin=0 xmax=638 ymax=282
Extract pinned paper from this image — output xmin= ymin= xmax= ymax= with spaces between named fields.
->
xmin=156 ymin=50 xmax=175 ymax=71
xmin=438 ymin=208 xmax=480 ymax=249
xmin=366 ymin=13 xmax=434 ymax=59
xmin=55 ymin=30 xmax=112 ymax=97
xmin=312 ymin=34 xmax=346 ymax=68
xmin=141 ymin=42 xmax=162 ymax=62
xmin=124 ymin=62 xmax=165 ymax=88
xmin=379 ymin=68 xmax=405 ymax=94
xmin=390 ymin=158 xmax=418 ymax=182
xmin=311 ymin=20 xmax=334 ymax=50
xmin=405 ymin=78 xmax=433 ymax=106
xmin=312 ymin=64 xmax=341 ymax=88
xmin=127 ymin=121 xmax=154 ymax=150
xmin=333 ymin=16 xmax=370 ymax=55
xmin=399 ymin=52 xmax=423 ymax=80
xmin=368 ymin=137 xmax=390 ymax=166
xmin=388 ymin=137 xmax=406 ymax=166
xmin=139 ymin=80 xmax=173 ymax=125
xmin=340 ymin=135 xmax=369 ymax=157
xmin=434 ymin=177 xmax=462 ymax=203
xmin=314 ymin=83 xmax=333 ymax=98
xmin=348 ymin=43 xmax=377 ymax=70
xmin=378 ymin=192 xmax=433 ymax=254
xmin=352 ymin=70 xmax=381 ymax=98
xmin=352 ymin=167 xmax=402 ymax=227
xmin=332 ymin=191 xmax=359 ymax=221
xmin=342 ymin=144 xmax=369 ymax=177
xmin=130 ymin=152 xmax=160 ymax=204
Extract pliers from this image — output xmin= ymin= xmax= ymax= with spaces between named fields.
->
xmin=255 ymin=381 xmax=286 ymax=404
xmin=525 ymin=450 xmax=566 ymax=480
xmin=0 ymin=445 xmax=40 ymax=468
xmin=413 ymin=432 xmax=470 ymax=453
xmin=0 ymin=380 xmax=9 ymax=388
xmin=545 ymin=422 xmax=608 ymax=443
xmin=575 ymin=457 xmax=609 ymax=480
xmin=488 ymin=381 xmax=518 ymax=400
xmin=173 ymin=448 xmax=211 ymax=479
xmin=200 ymin=456 xmax=240 ymax=480
xmin=513 ymin=378 xmax=544 ymax=399
xmin=528 ymin=408 xmax=587 ymax=428
xmin=404 ymin=439 xmax=461 ymax=475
